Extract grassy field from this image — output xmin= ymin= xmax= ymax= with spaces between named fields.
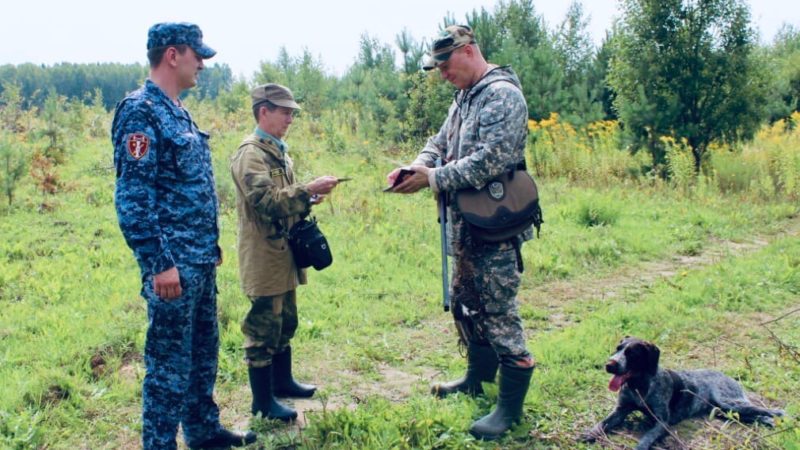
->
xmin=1 ymin=116 xmax=799 ymax=449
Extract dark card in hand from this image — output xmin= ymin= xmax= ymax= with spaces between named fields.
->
xmin=383 ymin=167 xmax=415 ymax=192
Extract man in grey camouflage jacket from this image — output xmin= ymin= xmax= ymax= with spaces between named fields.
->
xmin=387 ymin=24 xmax=535 ymax=441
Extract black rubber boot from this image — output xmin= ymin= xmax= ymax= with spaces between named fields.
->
xmin=431 ymin=342 xmax=499 ymax=398
xmin=248 ymin=365 xmax=297 ymax=422
xmin=189 ymin=428 xmax=257 ymax=449
xmin=272 ymin=346 xmax=317 ymax=398
xmin=469 ymin=364 xmax=534 ymax=440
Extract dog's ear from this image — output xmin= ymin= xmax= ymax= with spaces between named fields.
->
xmin=626 ymin=339 xmax=660 ymax=375
xmin=643 ymin=341 xmax=660 ymax=375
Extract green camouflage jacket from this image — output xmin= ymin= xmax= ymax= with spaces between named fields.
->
xmin=230 ymin=134 xmax=312 ymax=296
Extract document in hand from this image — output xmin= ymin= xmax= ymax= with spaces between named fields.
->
xmin=383 ymin=167 xmax=415 ymax=192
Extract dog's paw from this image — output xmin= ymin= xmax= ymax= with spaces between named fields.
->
xmin=578 ymin=429 xmax=600 ymax=443
xmin=757 ymin=415 xmax=777 ymax=428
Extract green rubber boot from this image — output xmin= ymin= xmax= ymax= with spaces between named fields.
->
xmin=431 ymin=342 xmax=499 ymax=398
xmin=469 ymin=364 xmax=533 ymax=440
xmin=272 ymin=346 xmax=317 ymax=398
xmin=248 ymin=365 xmax=297 ymax=422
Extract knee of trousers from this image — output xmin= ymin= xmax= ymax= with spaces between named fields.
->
xmin=282 ymin=314 xmax=298 ymax=338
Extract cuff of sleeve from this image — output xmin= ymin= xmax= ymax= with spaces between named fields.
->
xmin=428 ymin=168 xmax=440 ymax=194
xmin=411 ymin=157 xmax=427 ymax=166
xmin=149 ymin=251 xmax=175 ymax=276
xmin=300 ymin=187 xmax=314 ymax=213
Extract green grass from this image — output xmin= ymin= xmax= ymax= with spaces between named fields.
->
xmin=1 ymin=128 xmax=798 ymax=449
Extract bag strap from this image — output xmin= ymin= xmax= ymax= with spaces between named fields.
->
xmin=512 ymin=238 xmax=524 ymax=273
xmin=268 ymin=220 xmax=288 ymax=240
xmin=507 ymin=160 xmax=527 ymax=181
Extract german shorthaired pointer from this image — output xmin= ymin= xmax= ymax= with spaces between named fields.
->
xmin=580 ymin=337 xmax=784 ymax=450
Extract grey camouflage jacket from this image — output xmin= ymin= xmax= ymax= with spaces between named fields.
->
xmin=412 ymin=65 xmax=533 ymax=246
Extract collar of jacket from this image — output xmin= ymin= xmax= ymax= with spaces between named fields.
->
xmin=456 ymin=65 xmax=521 ymax=107
xmin=254 ymin=126 xmax=287 ymax=154
xmin=243 ymin=132 xmax=286 ymax=162
xmin=144 ymin=79 xmax=191 ymax=121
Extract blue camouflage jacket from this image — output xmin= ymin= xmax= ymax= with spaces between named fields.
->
xmin=112 ymin=79 xmax=220 ymax=277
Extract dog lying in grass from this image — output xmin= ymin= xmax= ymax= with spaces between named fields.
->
xmin=580 ymin=337 xmax=784 ymax=450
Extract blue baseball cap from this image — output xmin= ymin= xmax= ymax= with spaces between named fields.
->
xmin=147 ymin=22 xmax=216 ymax=59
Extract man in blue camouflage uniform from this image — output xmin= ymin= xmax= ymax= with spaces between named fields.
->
xmin=387 ymin=25 xmax=536 ymax=441
xmin=112 ymin=22 xmax=256 ymax=450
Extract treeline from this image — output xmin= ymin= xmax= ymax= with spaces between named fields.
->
xmin=244 ymin=0 xmax=800 ymax=168
xmin=0 ymin=62 xmax=233 ymax=110
xmin=1 ymin=0 xmax=800 ymax=168
xmin=243 ymin=0 xmax=617 ymax=146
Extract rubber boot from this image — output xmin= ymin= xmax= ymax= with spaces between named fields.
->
xmin=272 ymin=346 xmax=317 ymax=398
xmin=431 ymin=342 xmax=499 ymax=398
xmin=469 ymin=364 xmax=534 ymax=440
xmin=248 ymin=365 xmax=297 ymax=422
xmin=189 ymin=428 xmax=257 ymax=449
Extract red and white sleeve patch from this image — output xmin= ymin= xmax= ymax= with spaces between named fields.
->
xmin=127 ymin=133 xmax=151 ymax=160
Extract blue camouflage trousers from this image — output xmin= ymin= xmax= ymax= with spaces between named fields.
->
xmin=141 ymin=263 xmax=221 ymax=450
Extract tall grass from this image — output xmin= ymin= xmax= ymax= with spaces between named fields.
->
xmin=712 ymin=112 xmax=800 ymax=200
xmin=527 ymin=113 xmax=647 ymax=184
xmin=527 ymin=112 xmax=800 ymax=202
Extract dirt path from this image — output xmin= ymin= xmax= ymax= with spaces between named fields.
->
xmin=349 ymin=216 xmax=799 ymax=405
xmin=523 ymin=215 xmax=800 ymax=331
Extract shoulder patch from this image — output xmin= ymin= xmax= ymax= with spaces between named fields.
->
xmin=127 ymin=133 xmax=151 ymax=160
xmin=270 ymin=168 xmax=285 ymax=178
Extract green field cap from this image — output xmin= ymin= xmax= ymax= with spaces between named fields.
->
xmin=251 ymin=83 xmax=301 ymax=109
xmin=422 ymin=25 xmax=475 ymax=71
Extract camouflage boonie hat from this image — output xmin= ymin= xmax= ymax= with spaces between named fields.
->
xmin=422 ymin=25 xmax=476 ymax=71
xmin=251 ymin=83 xmax=301 ymax=110
xmin=147 ymin=22 xmax=216 ymax=59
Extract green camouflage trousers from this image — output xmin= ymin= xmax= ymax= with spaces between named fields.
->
xmin=241 ymin=290 xmax=298 ymax=367
xmin=451 ymin=239 xmax=531 ymax=364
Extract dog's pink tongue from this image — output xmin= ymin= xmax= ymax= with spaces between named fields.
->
xmin=608 ymin=374 xmax=628 ymax=392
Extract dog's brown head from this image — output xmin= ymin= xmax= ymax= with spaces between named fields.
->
xmin=604 ymin=336 xmax=660 ymax=392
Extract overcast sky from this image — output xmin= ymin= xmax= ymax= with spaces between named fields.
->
xmin=2 ymin=0 xmax=797 ymax=79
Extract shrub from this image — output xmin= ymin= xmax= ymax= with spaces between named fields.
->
xmin=575 ymin=194 xmax=620 ymax=227
xmin=0 ymin=133 xmax=27 ymax=207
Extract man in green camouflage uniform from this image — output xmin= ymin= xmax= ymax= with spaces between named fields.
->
xmin=387 ymin=25 xmax=535 ymax=441
xmin=230 ymin=84 xmax=339 ymax=421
